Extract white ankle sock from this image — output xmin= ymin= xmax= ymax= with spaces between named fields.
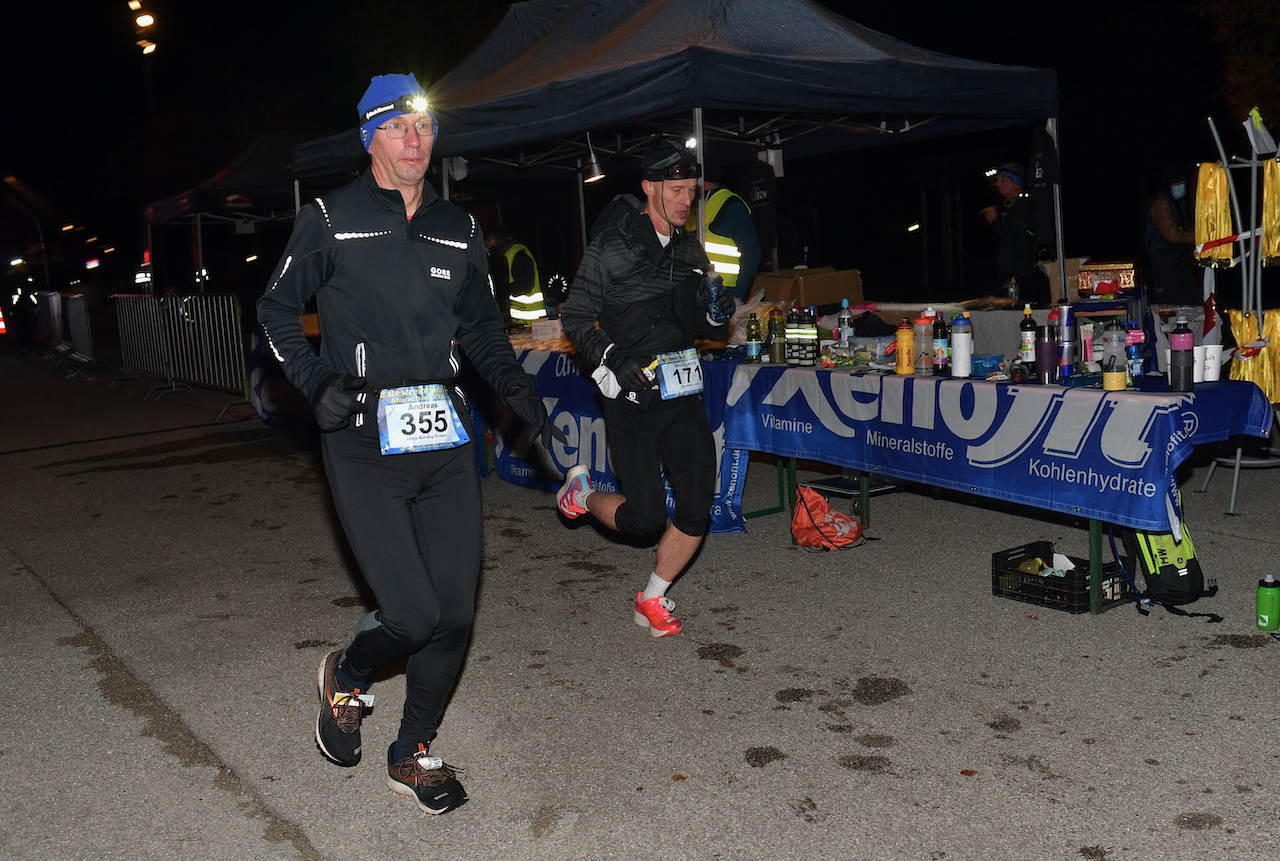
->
xmin=641 ymin=572 xmax=670 ymax=602
xmin=576 ymin=486 xmax=594 ymax=510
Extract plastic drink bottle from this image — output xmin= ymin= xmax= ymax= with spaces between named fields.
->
xmin=769 ymin=310 xmax=785 ymax=364
xmin=933 ymin=311 xmax=950 ymax=375
xmin=785 ymin=306 xmax=800 ymax=365
xmin=1126 ymin=321 xmax=1144 ymax=382
xmin=1101 ymin=318 xmax=1126 ymax=370
xmin=913 ymin=313 xmax=934 ymax=376
xmin=895 ymin=318 xmax=915 ymax=375
xmin=950 ymin=314 xmax=972 ymax=378
xmin=798 ymin=307 xmax=818 ymax=366
xmin=1258 ymin=574 xmax=1280 ymax=631
xmin=745 ymin=312 xmax=762 ymax=363
xmin=837 ymin=299 xmax=854 ymax=348
xmin=1019 ymin=304 xmax=1036 ymax=363
xmin=1169 ymin=316 xmax=1195 ymax=392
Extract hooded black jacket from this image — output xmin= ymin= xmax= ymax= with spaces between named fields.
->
xmin=563 ymin=201 xmax=724 ymax=370
xmin=258 ymin=170 xmax=524 ymax=412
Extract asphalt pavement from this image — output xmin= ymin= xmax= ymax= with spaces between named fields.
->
xmin=2 ymin=352 xmax=1279 ymax=861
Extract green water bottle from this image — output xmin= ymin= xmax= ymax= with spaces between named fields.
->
xmin=1258 ymin=574 xmax=1280 ymax=631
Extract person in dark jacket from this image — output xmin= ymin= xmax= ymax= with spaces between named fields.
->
xmin=556 ymin=141 xmax=733 ymax=638
xmin=257 ymin=72 xmax=558 ymax=815
xmin=1145 ymin=169 xmax=1198 ymax=305
xmin=982 ymin=162 xmax=1049 ymax=305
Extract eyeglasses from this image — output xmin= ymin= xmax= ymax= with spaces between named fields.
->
xmin=377 ymin=119 xmax=438 ymax=139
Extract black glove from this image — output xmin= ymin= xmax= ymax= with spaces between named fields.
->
xmin=312 ymin=373 xmax=366 ymax=432
xmin=704 ymin=274 xmax=736 ymax=325
xmin=603 ymin=346 xmax=651 ymax=393
xmin=504 ymin=375 xmax=567 ymax=448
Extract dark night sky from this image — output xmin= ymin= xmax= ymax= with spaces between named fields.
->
xmin=0 ymin=0 xmax=1267 ymax=300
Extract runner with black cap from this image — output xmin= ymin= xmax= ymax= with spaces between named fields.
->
xmin=258 ymin=72 xmax=561 ymax=814
xmin=557 ymin=140 xmax=735 ymax=638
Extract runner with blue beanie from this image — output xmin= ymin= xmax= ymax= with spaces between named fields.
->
xmin=259 ymin=71 xmax=560 ymax=814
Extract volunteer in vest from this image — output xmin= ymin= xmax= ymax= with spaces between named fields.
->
xmin=485 ymin=226 xmax=546 ymax=324
xmin=557 ymin=141 xmax=734 ymax=638
xmin=685 ymin=179 xmax=762 ymax=300
xmin=257 ymin=72 xmax=560 ymax=814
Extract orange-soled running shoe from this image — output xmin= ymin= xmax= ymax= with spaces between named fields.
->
xmin=315 ymin=650 xmax=370 ymax=767
xmin=387 ymin=742 xmax=468 ymax=815
xmin=634 ymin=592 xmax=682 ymax=637
xmin=556 ymin=465 xmax=591 ymax=519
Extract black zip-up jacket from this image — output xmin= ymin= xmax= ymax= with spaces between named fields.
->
xmin=258 ymin=170 xmax=524 ymax=416
xmin=562 ymin=202 xmax=724 ymax=369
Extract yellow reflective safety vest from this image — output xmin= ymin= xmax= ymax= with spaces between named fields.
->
xmin=504 ymin=243 xmax=546 ymax=322
xmin=685 ymin=187 xmax=751 ymax=290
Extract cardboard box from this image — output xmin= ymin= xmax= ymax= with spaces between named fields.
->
xmin=756 ymin=267 xmax=863 ymax=310
xmin=1040 ymin=258 xmax=1082 ymax=305
xmin=531 ymin=318 xmax=563 ymax=340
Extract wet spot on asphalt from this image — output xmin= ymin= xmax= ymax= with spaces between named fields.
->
xmin=986 ymin=715 xmax=1022 ymax=733
xmin=331 ymin=597 xmax=363 ymax=607
xmin=530 ymin=804 xmax=560 ymax=838
xmin=1210 ymin=634 xmax=1269 ymax=649
xmin=1079 ymin=846 xmax=1110 ymax=860
xmin=745 ymin=746 xmax=786 ymax=767
xmin=774 ymin=687 xmax=814 ymax=703
xmin=836 ymin=754 xmax=889 ymax=772
xmin=789 ymin=796 xmax=825 ymax=822
xmin=855 ymin=733 xmax=894 ymax=748
xmin=850 ymin=676 xmax=911 ymax=705
xmin=1173 ymin=811 xmax=1223 ymax=830
xmin=698 ymin=643 xmax=744 ymax=666
xmin=293 ymin=639 xmax=336 ymax=649
xmin=501 ymin=527 xmax=531 ymax=539
xmin=827 ymin=724 xmax=853 ymax=733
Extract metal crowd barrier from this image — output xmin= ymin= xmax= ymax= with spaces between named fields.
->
xmin=111 ymin=292 xmax=251 ymax=420
xmin=34 ymin=291 xmax=66 ymax=351
xmin=59 ymin=294 xmax=111 ymax=377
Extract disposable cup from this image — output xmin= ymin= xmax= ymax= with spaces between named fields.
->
xmin=1193 ymin=346 xmax=1206 ymax=383
xmin=1204 ymin=344 xmax=1223 ymax=381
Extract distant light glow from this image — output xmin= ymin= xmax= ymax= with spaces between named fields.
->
xmin=85 ymin=259 xmax=100 ymax=269
xmin=62 ymin=223 xmax=75 ymax=232
xmin=135 ymin=271 xmax=152 ymax=284
xmin=136 ymin=13 xmax=154 ymax=26
xmin=86 ymin=236 xmax=98 ymax=243
xmin=9 ymin=257 xmax=23 ymax=267
xmin=245 ymin=254 xmax=258 ymax=263
xmin=103 ymin=246 xmax=115 ymax=253
xmin=984 ymin=168 xmax=997 ymax=178
xmin=907 ymin=223 xmax=921 ymax=233
xmin=140 ymin=41 xmax=156 ymax=54
xmin=685 ymin=137 xmax=697 ymax=150
xmin=128 ymin=0 xmax=141 ymax=10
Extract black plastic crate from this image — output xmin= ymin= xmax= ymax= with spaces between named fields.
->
xmin=991 ymin=541 xmax=1132 ymax=614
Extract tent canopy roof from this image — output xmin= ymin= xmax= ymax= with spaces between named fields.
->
xmin=429 ymin=0 xmax=1056 ymax=156
xmin=145 ymin=131 xmax=317 ymax=224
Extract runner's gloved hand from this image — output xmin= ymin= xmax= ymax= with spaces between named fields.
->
xmin=603 ymin=346 xmax=651 ymax=393
xmin=704 ymin=273 xmax=735 ymax=325
xmin=312 ymin=373 xmax=366 ymax=432
xmin=504 ymin=375 xmax=567 ymax=448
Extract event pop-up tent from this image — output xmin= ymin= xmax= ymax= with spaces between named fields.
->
xmin=290 ymin=0 xmax=1061 ymax=266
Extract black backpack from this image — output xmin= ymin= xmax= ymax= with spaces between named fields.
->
xmin=1119 ymin=525 xmax=1219 ymax=618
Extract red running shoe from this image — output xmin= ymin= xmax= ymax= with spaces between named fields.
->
xmin=634 ymin=592 xmax=682 ymax=637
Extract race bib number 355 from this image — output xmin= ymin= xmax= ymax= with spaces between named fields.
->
xmin=656 ymin=348 xmax=704 ymax=399
xmin=376 ymin=384 xmax=470 ymax=455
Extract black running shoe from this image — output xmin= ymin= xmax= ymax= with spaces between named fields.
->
xmin=315 ymin=650 xmax=369 ymax=767
xmin=387 ymin=742 xmax=468 ymax=815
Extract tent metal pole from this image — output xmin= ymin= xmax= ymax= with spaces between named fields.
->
xmin=1047 ymin=118 xmax=1066 ymax=304
xmin=441 ymin=166 xmax=450 ymax=202
xmin=577 ymin=158 xmax=588 ymax=256
xmin=694 ymin=107 xmax=706 ymax=247
xmin=294 ymin=179 xmax=301 ymax=214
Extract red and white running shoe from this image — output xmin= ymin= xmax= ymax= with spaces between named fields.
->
xmin=634 ymin=592 xmax=682 ymax=637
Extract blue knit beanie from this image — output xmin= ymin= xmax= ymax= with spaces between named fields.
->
xmin=357 ymin=73 xmax=435 ymax=152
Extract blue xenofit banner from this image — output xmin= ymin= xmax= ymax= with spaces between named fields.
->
xmin=722 ymin=366 xmax=1272 ymax=532
xmin=486 ymin=352 xmax=747 ymax=534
